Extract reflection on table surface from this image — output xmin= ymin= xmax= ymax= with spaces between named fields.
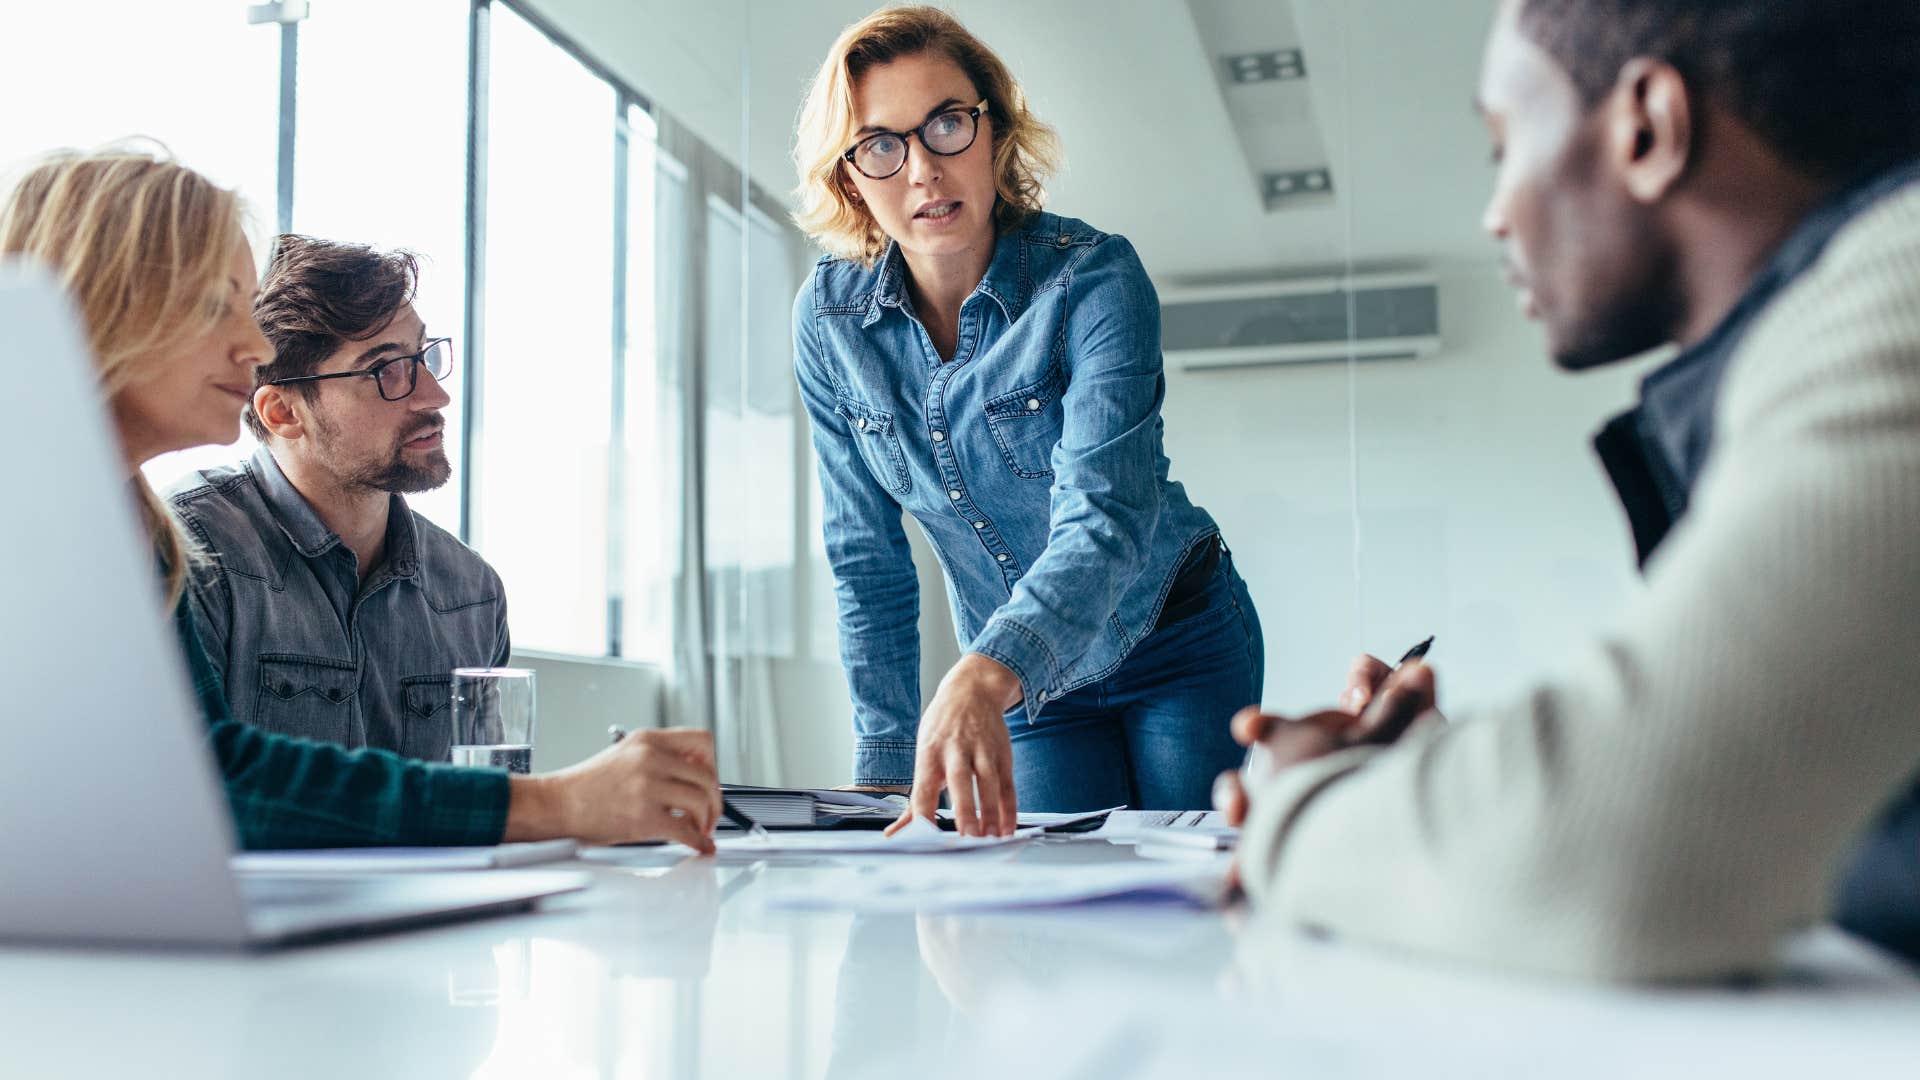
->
xmin=3 ymin=838 xmax=1916 ymax=1080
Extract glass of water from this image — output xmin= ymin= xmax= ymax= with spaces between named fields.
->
xmin=449 ymin=667 xmax=536 ymax=773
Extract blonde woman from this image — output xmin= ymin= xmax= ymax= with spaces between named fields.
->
xmin=1 ymin=146 xmax=722 ymax=850
xmin=793 ymin=8 xmax=1264 ymax=834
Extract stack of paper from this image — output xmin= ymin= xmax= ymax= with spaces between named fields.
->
xmin=715 ymin=816 xmax=1037 ymax=856
xmin=935 ymin=806 xmax=1124 ymax=832
xmin=764 ymin=857 xmax=1230 ymax=912
xmin=1093 ymin=810 xmax=1225 ymax=842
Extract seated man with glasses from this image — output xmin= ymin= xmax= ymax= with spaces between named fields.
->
xmin=169 ymin=234 xmax=507 ymax=762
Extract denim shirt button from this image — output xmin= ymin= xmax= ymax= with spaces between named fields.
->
xmin=1026 ymin=398 xmax=1041 ymax=411
xmin=931 ymin=430 xmax=946 ymax=442
xmin=996 ymin=553 xmax=1009 ymax=562
xmin=856 ymin=418 xmax=869 ymax=431
xmin=1037 ymin=689 xmax=1051 ymax=702
xmin=1056 ymin=235 xmax=1070 ymax=246
xmin=948 ymin=489 xmax=962 ymax=500
xmin=973 ymin=521 xmax=985 ymax=529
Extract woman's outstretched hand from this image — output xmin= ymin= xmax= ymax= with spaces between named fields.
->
xmin=888 ymin=653 xmax=1024 ymax=837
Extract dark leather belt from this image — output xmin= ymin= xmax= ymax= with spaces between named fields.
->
xmin=1152 ymin=535 xmax=1222 ymax=631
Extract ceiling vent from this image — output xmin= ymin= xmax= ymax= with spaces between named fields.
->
xmin=1161 ymin=272 xmax=1441 ymax=371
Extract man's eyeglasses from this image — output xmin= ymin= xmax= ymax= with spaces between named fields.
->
xmin=268 ymin=338 xmax=454 ymax=402
xmin=842 ymin=99 xmax=990 ymax=181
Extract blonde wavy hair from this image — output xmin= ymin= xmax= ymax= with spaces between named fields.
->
xmin=0 ymin=145 xmax=248 ymax=606
xmin=792 ymin=5 xmax=1061 ymax=265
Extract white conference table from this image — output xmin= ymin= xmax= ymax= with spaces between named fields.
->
xmin=5 ymin=837 xmax=1918 ymax=1079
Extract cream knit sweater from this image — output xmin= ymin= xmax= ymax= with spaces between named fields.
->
xmin=1240 ymin=185 xmax=1920 ymax=980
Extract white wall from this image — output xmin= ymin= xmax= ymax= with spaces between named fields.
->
xmin=1160 ymin=266 xmax=1656 ymax=717
xmin=511 ymin=650 xmax=666 ymax=772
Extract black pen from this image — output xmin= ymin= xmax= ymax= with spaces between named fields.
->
xmin=1397 ymin=635 xmax=1435 ymax=666
xmin=608 ymin=725 xmax=770 ymax=841
xmin=1352 ymin=636 xmax=1436 ymax=746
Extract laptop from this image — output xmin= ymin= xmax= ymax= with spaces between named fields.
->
xmin=0 ymin=262 xmax=588 ymax=948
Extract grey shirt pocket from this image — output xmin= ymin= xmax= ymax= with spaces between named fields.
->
xmin=252 ymin=654 xmax=361 ymax=746
xmin=399 ymin=673 xmax=456 ymax=763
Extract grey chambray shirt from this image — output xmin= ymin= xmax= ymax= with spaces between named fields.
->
xmin=168 ymin=447 xmax=511 ymax=762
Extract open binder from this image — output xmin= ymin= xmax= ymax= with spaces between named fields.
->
xmin=718 ymin=786 xmax=1120 ymax=834
xmin=719 ymin=785 xmax=905 ymax=830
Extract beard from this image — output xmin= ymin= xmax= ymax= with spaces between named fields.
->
xmin=1536 ymin=193 xmax=1683 ymax=372
xmin=354 ymin=447 xmax=452 ymax=494
xmin=1547 ymin=275 xmax=1683 ymax=372
xmin=314 ymin=412 xmax=453 ymax=494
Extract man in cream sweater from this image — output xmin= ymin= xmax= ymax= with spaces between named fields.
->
xmin=1221 ymin=0 xmax=1920 ymax=979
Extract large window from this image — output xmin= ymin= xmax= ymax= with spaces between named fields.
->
xmin=291 ymin=0 xmax=472 ymax=533
xmin=0 ymin=1 xmax=280 ymax=495
xmin=0 ymin=3 xmax=278 ymax=235
xmin=473 ymin=2 xmax=620 ymax=656
xmin=617 ymin=108 xmax=679 ymax=664
xmin=703 ymin=197 xmax=801 ymax=658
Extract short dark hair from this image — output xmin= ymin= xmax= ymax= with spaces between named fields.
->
xmin=246 ymin=234 xmax=420 ymax=439
xmin=1518 ymin=0 xmax=1920 ymax=181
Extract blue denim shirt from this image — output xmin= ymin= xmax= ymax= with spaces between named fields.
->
xmin=795 ymin=211 xmax=1222 ymax=784
xmin=168 ymin=448 xmax=511 ymax=762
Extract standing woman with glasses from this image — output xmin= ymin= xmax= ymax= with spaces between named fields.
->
xmin=792 ymin=7 xmax=1264 ymax=834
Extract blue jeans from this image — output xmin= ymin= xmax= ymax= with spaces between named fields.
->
xmin=1006 ymin=548 xmax=1264 ymax=811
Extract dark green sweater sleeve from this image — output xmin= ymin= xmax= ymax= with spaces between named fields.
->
xmin=174 ymin=593 xmax=511 ymax=850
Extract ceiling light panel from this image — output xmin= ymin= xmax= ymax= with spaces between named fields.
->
xmin=1185 ymin=0 xmax=1334 ymax=213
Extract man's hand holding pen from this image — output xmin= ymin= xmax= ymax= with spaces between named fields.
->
xmin=1213 ymin=638 xmax=1444 ymax=830
xmin=1211 ymin=653 xmax=1440 ymax=899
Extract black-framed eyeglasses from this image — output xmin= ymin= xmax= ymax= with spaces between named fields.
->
xmin=842 ymin=99 xmax=990 ymax=180
xmin=268 ymin=338 xmax=455 ymax=402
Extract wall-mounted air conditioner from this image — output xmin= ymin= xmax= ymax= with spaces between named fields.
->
xmin=1159 ymin=271 xmax=1441 ymax=372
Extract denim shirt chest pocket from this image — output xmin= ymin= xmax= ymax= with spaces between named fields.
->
xmin=253 ymin=654 xmax=359 ymax=744
xmin=836 ymin=396 xmax=912 ymax=497
xmin=399 ymin=673 xmax=455 ymax=762
xmin=983 ymin=366 xmax=1065 ymax=480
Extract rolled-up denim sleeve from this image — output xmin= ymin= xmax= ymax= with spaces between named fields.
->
xmin=969 ymin=237 xmax=1163 ymax=717
xmin=793 ymin=280 xmax=923 ymax=785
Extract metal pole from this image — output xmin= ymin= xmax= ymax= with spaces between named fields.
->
xmin=274 ymin=21 xmax=298 ymax=235
xmin=608 ymin=94 xmax=632 ymax=657
xmin=460 ymin=0 xmax=492 ymax=546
